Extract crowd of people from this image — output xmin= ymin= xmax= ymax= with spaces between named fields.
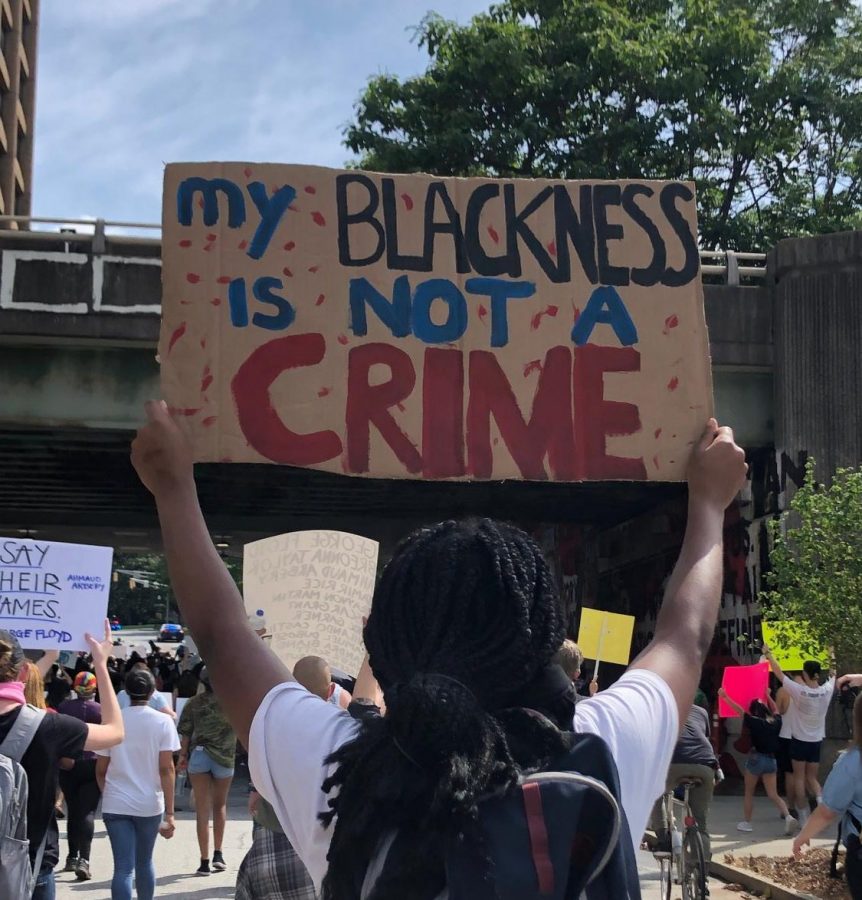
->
xmin=0 ymin=406 xmax=860 ymax=899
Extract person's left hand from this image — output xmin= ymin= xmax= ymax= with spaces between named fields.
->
xmin=589 ymin=679 xmax=599 ymax=696
xmin=85 ymin=619 xmax=114 ymax=668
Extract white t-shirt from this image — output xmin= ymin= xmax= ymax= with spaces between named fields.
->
xmin=117 ymin=690 xmax=172 ymax=713
xmin=97 ymin=705 xmax=181 ymax=817
xmin=248 ymin=668 xmax=678 ymax=892
xmin=783 ymin=674 xmax=835 ymax=742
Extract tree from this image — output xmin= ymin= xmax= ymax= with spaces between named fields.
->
xmin=760 ymin=460 xmax=862 ymax=672
xmin=345 ymin=0 xmax=862 ymax=250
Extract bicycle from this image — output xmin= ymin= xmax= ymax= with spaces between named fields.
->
xmin=652 ymin=777 xmax=709 ymax=900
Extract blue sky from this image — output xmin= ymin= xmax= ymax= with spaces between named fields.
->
xmin=32 ymin=1 xmax=489 ymax=225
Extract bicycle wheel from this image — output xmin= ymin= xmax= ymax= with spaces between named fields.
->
xmin=681 ymin=826 xmax=708 ymax=900
xmin=656 ymin=854 xmax=673 ymax=900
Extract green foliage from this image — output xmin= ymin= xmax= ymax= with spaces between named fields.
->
xmin=761 ymin=459 xmax=862 ymax=671
xmin=345 ymin=0 xmax=862 ymax=250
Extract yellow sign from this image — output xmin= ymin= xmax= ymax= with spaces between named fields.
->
xmin=577 ymin=608 xmax=636 ymax=667
xmin=762 ymin=620 xmax=827 ymax=671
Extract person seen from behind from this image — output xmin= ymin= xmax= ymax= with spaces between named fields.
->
xmin=294 ymin=656 xmax=352 ymax=709
xmin=131 ymin=402 xmax=747 ymax=898
xmin=177 ymin=666 xmax=236 ymax=876
xmin=0 ymin=623 xmax=123 ymax=900
xmin=794 ymin=677 xmax=862 ymax=900
xmin=718 ymin=688 xmax=798 ymax=834
xmin=56 ymin=672 xmax=103 ymax=881
xmin=116 ymin=658 xmax=176 ymax=719
xmin=553 ymin=638 xmax=598 ymax=699
xmin=95 ymin=668 xmax=179 ymax=900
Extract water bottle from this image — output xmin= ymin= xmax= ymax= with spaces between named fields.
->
xmin=672 ymin=828 xmax=683 ymax=855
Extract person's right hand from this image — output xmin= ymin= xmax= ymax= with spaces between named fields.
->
xmin=248 ymin=790 xmax=260 ymax=817
xmin=838 ymin=674 xmax=862 ymax=691
xmin=131 ymin=400 xmax=194 ymax=498
xmin=177 ymin=752 xmax=188 ymax=773
xmin=686 ymin=419 xmax=748 ymax=512
xmin=792 ymin=833 xmax=809 ymax=858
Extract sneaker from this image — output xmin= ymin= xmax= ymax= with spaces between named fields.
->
xmin=784 ymin=815 xmax=799 ymax=835
xmin=212 ymin=850 xmax=226 ymax=872
xmin=196 ymin=860 xmax=211 ymax=876
xmin=63 ymin=855 xmax=78 ymax=873
xmin=737 ymin=821 xmax=754 ymax=832
xmin=75 ymin=858 xmax=91 ymax=882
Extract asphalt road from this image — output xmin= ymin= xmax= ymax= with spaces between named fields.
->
xmin=113 ymin=626 xmax=188 ymax=656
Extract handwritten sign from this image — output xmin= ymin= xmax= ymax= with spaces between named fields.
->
xmin=0 ymin=537 xmax=113 ymax=650
xmin=577 ymin=608 xmax=636 ymax=667
xmin=160 ymin=164 xmax=712 ymax=481
xmin=762 ymin=620 xmax=827 ymax=671
xmin=719 ymin=662 xmax=769 ymax=718
xmin=243 ymin=530 xmax=378 ymax=676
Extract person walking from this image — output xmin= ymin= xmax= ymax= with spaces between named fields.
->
xmin=95 ymin=668 xmax=179 ymax=900
xmin=56 ymin=672 xmax=103 ymax=881
xmin=177 ymin=666 xmax=236 ymax=876
xmin=718 ymin=688 xmax=798 ymax=834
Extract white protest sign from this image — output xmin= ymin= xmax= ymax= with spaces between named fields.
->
xmin=243 ymin=530 xmax=378 ymax=677
xmin=0 ymin=537 xmax=113 ymax=650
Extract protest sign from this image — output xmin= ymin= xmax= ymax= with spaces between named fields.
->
xmin=762 ymin=620 xmax=827 ymax=671
xmin=719 ymin=662 xmax=770 ymax=718
xmin=161 ymin=164 xmax=713 ymax=482
xmin=0 ymin=537 xmax=113 ymax=650
xmin=577 ymin=608 xmax=636 ymax=673
xmin=243 ymin=530 xmax=378 ymax=676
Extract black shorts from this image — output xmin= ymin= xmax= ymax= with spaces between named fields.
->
xmin=777 ymin=737 xmax=794 ymax=774
xmin=790 ymin=738 xmax=822 ymax=764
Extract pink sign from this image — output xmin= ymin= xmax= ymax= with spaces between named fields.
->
xmin=719 ymin=662 xmax=770 ymax=718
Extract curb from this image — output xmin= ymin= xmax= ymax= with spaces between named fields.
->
xmin=710 ymin=859 xmax=820 ymax=900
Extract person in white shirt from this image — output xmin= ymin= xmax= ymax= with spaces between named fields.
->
xmin=116 ymin=661 xmax=177 ymax=719
xmin=95 ymin=668 xmax=180 ymax=900
xmin=130 ymin=401 xmax=746 ymax=898
xmin=764 ymin=647 xmax=835 ymax=824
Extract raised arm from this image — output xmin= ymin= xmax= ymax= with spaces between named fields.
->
xmin=631 ymin=420 xmax=747 ymax=726
xmin=35 ymin=649 xmax=59 ymax=679
xmin=131 ymin=401 xmax=292 ymax=747
xmin=762 ymin=644 xmax=787 ymax=684
xmin=718 ymin=687 xmax=745 ymax=717
xmin=83 ymin=620 xmax=124 ymax=751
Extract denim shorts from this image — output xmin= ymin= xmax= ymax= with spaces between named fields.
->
xmin=745 ymin=751 xmax=777 ymax=776
xmin=187 ymin=746 xmax=234 ymax=779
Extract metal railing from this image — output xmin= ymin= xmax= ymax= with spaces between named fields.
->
xmin=0 ymin=215 xmax=768 ymax=286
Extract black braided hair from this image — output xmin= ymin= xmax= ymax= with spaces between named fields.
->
xmin=319 ymin=519 xmax=566 ymax=900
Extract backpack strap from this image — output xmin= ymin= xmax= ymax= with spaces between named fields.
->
xmin=0 ymin=705 xmax=46 ymax=762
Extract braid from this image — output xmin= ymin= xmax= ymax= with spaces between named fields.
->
xmin=320 ymin=519 xmax=566 ymax=900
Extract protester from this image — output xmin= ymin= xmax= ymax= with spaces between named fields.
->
xmin=650 ymin=704 xmax=719 ymax=859
xmin=21 ymin=661 xmax=48 ymax=709
xmin=131 ymin=401 xmax=746 ymax=897
xmin=718 ymin=688 xmax=798 ymax=834
xmin=793 ymin=681 xmax=862 ymax=899
xmin=764 ymin=646 xmax=836 ymax=824
xmin=294 ymin=656 xmax=352 ymax=709
xmin=116 ymin=659 xmax=176 ymax=719
xmin=56 ymin=671 xmax=103 ymax=881
xmin=0 ymin=622 xmax=123 ymax=899
xmin=553 ymin=638 xmax=598 ymax=698
xmin=773 ymin=673 xmax=798 ymax=814
xmin=95 ymin=668 xmax=179 ymax=900
xmin=45 ymin=667 xmax=72 ymax=712
xmin=177 ymin=666 xmax=236 ymax=875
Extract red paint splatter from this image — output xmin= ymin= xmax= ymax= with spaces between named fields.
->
xmin=201 ymin=374 xmax=213 ymax=392
xmin=186 ymin=273 xmax=200 ymax=284
xmin=315 ymin=294 xmax=325 ymax=306
xmin=238 ymin=240 xmax=248 ymax=250
xmin=401 ymin=193 xmax=414 ymax=210
xmin=283 ymin=241 xmax=295 ymax=251
xmin=216 ymin=275 xmax=232 ymax=284
xmin=180 ymin=300 xmax=191 ymax=306
xmin=487 ymin=225 xmax=500 ymax=244
xmin=667 ymin=376 xmax=680 ymax=392
xmin=197 ymin=197 xmax=204 ymax=209
xmin=396 ymin=402 xmax=406 ymax=414
xmin=210 ymin=298 xmax=221 ymax=306
xmin=202 ymin=416 xmax=217 ymax=428
xmin=477 ymin=304 xmax=488 ymax=322
xmin=572 ymin=305 xmax=581 ymax=323
xmin=654 ymin=428 xmax=662 ymax=439
xmin=206 ymin=233 xmax=217 ymax=242
xmin=337 ymin=334 xmax=348 ymax=345
xmin=523 ymin=360 xmax=543 ymax=377
xmin=282 ymin=267 xmax=293 ymax=277
xmin=167 ymin=406 xmax=201 ymax=417
xmin=304 ymin=185 xmax=317 ymax=194
xmin=663 ymin=314 xmax=680 ymax=336
xmin=311 ymin=211 xmax=326 ymax=227
xmin=178 ymin=239 xmax=192 ymax=248
xmin=168 ymin=323 xmax=187 ymax=352
xmin=547 ymin=240 xmax=557 ymax=257
xmin=200 ymin=338 xmax=207 ymax=350
xmin=530 ymin=304 xmax=559 ymax=330
xmin=243 ymin=167 xmax=252 ymax=178
xmin=317 ymin=387 xmax=331 ymax=398
xmin=653 ymin=455 xmax=660 ymax=470
xmin=203 ymin=242 xmax=214 ymax=252
xmin=308 ymin=265 xmax=319 ymax=273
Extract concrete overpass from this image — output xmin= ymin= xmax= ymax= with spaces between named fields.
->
xmin=0 ymin=220 xmax=840 ymax=555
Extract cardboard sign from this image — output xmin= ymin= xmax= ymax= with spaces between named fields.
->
xmin=243 ymin=530 xmax=378 ymax=676
xmin=0 ymin=537 xmax=113 ymax=650
xmin=160 ymin=164 xmax=713 ymax=482
xmin=577 ymin=608 xmax=636 ymax=667
xmin=762 ymin=620 xmax=827 ymax=672
xmin=719 ymin=662 xmax=770 ymax=718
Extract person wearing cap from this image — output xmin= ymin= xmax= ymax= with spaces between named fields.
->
xmin=95 ymin=667 xmax=180 ymax=900
xmin=0 ymin=621 xmax=123 ymax=900
xmin=54 ymin=672 xmax=103 ymax=881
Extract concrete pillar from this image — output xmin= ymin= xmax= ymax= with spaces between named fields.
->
xmin=770 ymin=230 xmax=862 ymax=479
